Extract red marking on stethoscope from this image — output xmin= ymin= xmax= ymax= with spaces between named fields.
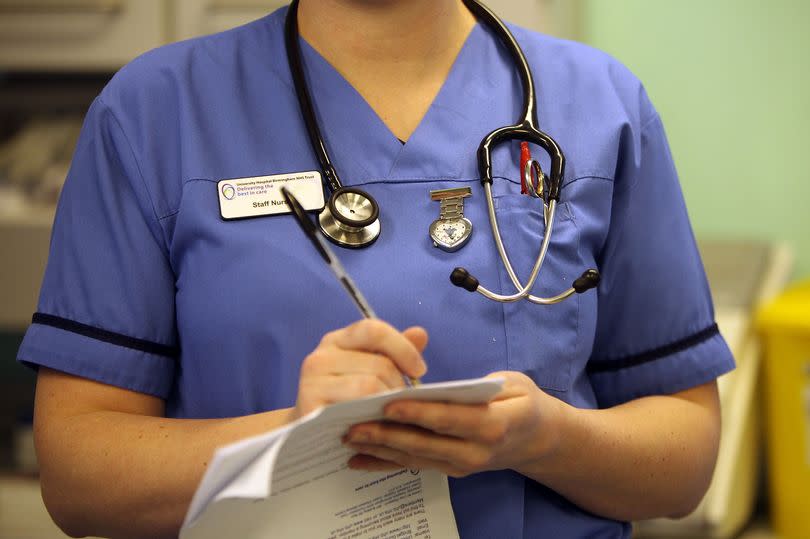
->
xmin=519 ymin=142 xmax=531 ymax=195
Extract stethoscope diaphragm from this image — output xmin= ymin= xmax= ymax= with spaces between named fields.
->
xmin=318 ymin=187 xmax=381 ymax=248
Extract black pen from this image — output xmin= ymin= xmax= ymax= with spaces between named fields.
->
xmin=281 ymin=187 xmax=419 ymax=386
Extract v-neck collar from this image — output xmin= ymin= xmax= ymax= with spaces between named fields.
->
xmin=292 ymin=20 xmax=494 ymax=184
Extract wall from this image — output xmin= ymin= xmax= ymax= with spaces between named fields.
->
xmin=582 ymin=0 xmax=810 ymax=279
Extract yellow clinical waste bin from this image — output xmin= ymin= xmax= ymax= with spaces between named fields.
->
xmin=756 ymin=281 xmax=810 ymax=539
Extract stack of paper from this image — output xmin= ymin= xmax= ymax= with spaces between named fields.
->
xmin=181 ymin=377 xmax=504 ymax=539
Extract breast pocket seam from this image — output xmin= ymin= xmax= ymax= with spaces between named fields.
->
xmin=493 ymin=199 xmax=582 ymax=392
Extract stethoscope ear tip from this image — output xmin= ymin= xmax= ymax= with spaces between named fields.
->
xmin=573 ymin=269 xmax=600 ymax=293
xmin=450 ymin=267 xmax=479 ymax=292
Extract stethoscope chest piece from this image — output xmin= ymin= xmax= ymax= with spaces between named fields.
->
xmin=318 ymin=187 xmax=381 ymax=248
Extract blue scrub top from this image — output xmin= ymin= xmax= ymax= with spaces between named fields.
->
xmin=19 ymin=7 xmax=734 ymax=538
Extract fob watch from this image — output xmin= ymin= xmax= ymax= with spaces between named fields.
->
xmin=429 ymin=187 xmax=473 ymax=252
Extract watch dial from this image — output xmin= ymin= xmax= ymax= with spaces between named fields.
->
xmin=430 ymin=217 xmax=472 ymax=252
xmin=437 ymin=220 xmax=466 ymax=241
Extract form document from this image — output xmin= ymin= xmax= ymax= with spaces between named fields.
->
xmin=180 ymin=377 xmax=504 ymax=539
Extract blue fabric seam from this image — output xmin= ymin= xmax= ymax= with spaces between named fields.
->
xmin=592 ymin=114 xmax=665 ymax=274
xmin=18 ymin=342 xmax=172 ymax=399
xmin=170 ymin=174 xmax=611 ymax=194
xmin=570 ymin=201 xmax=583 ymax=391
xmin=597 ymin=356 xmax=733 ymax=409
xmin=158 ymin=178 xmax=216 ymax=220
xmin=98 ymin=95 xmax=177 ymax=265
xmin=97 ymin=95 xmax=163 ymax=225
xmin=163 ymin=175 xmax=604 ymax=222
xmin=158 ymin=208 xmax=180 ymax=222
xmin=562 ymin=175 xmax=613 ymax=189
xmin=640 ymin=110 xmax=662 ymax=133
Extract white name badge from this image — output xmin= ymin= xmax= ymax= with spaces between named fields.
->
xmin=217 ymin=171 xmax=325 ymax=220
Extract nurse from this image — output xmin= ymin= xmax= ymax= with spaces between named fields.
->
xmin=18 ymin=0 xmax=734 ymax=538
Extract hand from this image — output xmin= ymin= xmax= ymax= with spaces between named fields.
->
xmin=343 ymin=371 xmax=564 ymax=478
xmin=293 ymin=319 xmax=428 ymax=419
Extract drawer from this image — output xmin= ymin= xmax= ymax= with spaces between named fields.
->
xmin=173 ymin=0 xmax=288 ymax=41
xmin=0 ymin=0 xmax=166 ymax=71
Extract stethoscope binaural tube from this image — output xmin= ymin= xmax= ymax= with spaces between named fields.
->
xmin=284 ymin=0 xmax=382 ymax=248
xmin=450 ymin=0 xmax=600 ymax=303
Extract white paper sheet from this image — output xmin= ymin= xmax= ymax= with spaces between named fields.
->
xmin=180 ymin=377 xmax=503 ymax=539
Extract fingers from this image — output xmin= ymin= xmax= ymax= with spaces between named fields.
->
xmin=344 ymin=424 xmax=489 ymax=478
xmin=295 ymin=321 xmax=429 ymax=417
xmin=383 ymin=401 xmax=506 ymax=444
xmin=347 ymin=454 xmax=402 ymax=472
xmin=301 ymin=348 xmax=405 ymax=390
xmin=402 ymin=326 xmax=429 ymax=354
xmin=347 ymin=444 xmax=467 ymax=477
xmin=485 ymin=371 xmax=534 ymax=400
xmin=321 ymin=320 xmax=427 ymax=380
xmin=299 ymin=375 xmax=393 ymax=406
xmin=340 ymin=373 xmax=543 ymax=478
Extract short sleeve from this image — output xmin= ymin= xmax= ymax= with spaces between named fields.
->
xmin=17 ymin=97 xmax=178 ymax=398
xmin=586 ymin=111 xmax=734 ymax=408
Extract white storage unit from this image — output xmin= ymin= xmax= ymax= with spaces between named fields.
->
xmin=0 ymin=0 xmax=166 ymax=71
xmin=0 ymin=1 xmax=581 ymax=72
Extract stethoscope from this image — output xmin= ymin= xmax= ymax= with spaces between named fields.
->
xmin=284 ymin=0 xmax=600 ymax=304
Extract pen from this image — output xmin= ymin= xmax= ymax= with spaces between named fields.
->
xmin=281 ymin=186 xmax=420 ymax=386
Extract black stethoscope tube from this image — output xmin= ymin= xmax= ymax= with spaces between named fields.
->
xmin=285 ymin=0 xmax=565 ymax=205
xmin=285 ymin=0 xmax=383 ymax=247
xmin=461 ymin=0 xmax=564 ymax=202
xmin=283 ymin=0 xmax=598 ymax=300
xmin=284 ymin=0 xmax=342 ymax=194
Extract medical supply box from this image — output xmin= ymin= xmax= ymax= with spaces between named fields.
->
xmin=756 ymin=281 xmax=810 ymax=539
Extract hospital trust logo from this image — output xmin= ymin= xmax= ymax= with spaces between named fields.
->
xmin=221 ymin=183 xmax=236 ymax=200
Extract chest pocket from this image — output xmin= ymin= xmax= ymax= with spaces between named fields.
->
xmin=492 ymin=193 xmax=582 ymax=393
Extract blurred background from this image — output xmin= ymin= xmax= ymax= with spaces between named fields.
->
xmin=0 ymin=1 xmax=808 ymax=537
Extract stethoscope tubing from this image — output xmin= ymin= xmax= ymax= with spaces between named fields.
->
xmin=284 ymin=0 xmax=342 ymax=193
xmin=478 ymin=191 xmax=561 ymax=304
xmin=461 ymin=0 xmax=538 ymax=129
xmin=284 ymin=0 xmax=599 ymax=300
xmin=460 ymin=0 xmax=571 ymax=303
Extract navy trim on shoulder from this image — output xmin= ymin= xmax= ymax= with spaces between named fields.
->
xmin=31 ymin=312 xmax=179 ymax=359
xmin=587 ymin=323 xmax=720 ymax=374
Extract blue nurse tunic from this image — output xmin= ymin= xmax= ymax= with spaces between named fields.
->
xmin=18 ymin=7 xmax=734 ymax=538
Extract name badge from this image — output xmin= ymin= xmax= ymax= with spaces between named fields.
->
xmin=217 ymin=171 xmax=325 ymax=220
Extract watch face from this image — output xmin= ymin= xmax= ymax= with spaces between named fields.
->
xmin=430 ymin=217 xmax=472 ymax=252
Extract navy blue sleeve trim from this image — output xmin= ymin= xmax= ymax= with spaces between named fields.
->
xmin=587 ymin=323 xmax=720 ymax=374
xmin=31 ymin=312 xmax=179 ymax=360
